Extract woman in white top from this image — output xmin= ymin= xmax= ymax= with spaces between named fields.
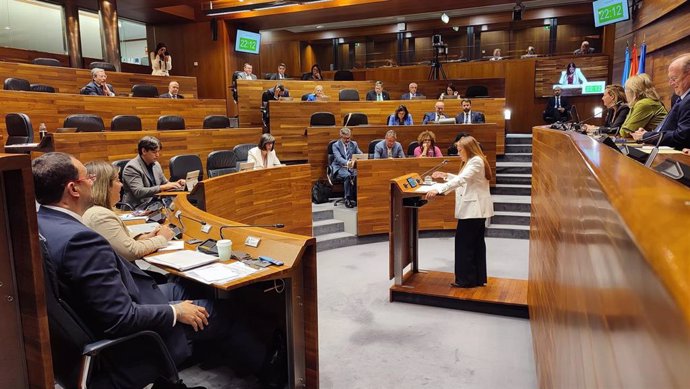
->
xmin=150 ymin=42 xmax=172 ymax=76
xmin=82 ymin=161 xmax=174 ymax=261
xmin=247 ymin=133 xmax=281 ymax=169
xmin=425 ymin=136 xmax=494 ymax=288
xmin=558 ymin=62 xmax=588 ymax=85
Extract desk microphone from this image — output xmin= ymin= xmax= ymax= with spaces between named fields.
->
xmin=420 ymin=159 xmax=449 ymax=178
xmin=219 ymin=223 xmax=285 ymax=239
xmin=175 ymin=211 xmax=207 ymax=233
xmin=570 ymin=113 xmax=599 ymax=133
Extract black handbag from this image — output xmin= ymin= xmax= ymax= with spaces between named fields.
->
xmin=311 ymin=180 xmax=332 ymax=204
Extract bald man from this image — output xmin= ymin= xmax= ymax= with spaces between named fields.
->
xmin=159 ymin=81 xmax=184 ymax=99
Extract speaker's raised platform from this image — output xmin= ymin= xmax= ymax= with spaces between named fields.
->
xmin=390 ymin=271 xmax=528 ymax=318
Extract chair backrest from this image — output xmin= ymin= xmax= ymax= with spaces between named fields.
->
xmin=111 ymin=115 xmax=142 ymax=131
xmin=310 ymin=112 xmax=336 ymax=126
xmin=301 ymin=72 xmax=311 ymax=80
xmin=368 ymin=139 xmax=382 ymax=156
xmin=264 ymin=73 xmax=273 ymax=80
xmin=5 ymin=113 xmax=34 ymax=145
xmin=339 ymin=89 xmax=360 ymax=101
xmin=157 ymin=115 xmax=185 ymax=131
xmin=4 ymin=77 xmax=31 ymax=91
xmin=169 ymin=154 xmax=203 ymax=182
xmin=407 ymin=141 xmax=419 ymax=156
xmin=32 ymin=57 xmax=62 ymax=67
xmin=203 ymin=115 xmax=230 ymax=129
xmin=465 ymin=85 xmax=489 ymax=98
xmin=343 ymin=112 xmax=368 ymax=126
xmin=89 ymin=61 xmax=116 ymax=71
xmin=232 ymin=143 xmax=257 ymax=163
xmin=131 ymin=84 xmax=159 ymax=98
xmin=301 ymin=93 xmax=310 ymax=101
xmin=30 ymin=84 xmax=56 ymax=93
xmin=207 ymin=150 xmax=238 ymax=177
xmin=333 ymin=70 xmax=354 ymax=81
xmin=64 ymin=114 xmax=105 ymax=132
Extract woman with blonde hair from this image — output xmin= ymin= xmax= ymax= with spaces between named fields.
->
xmin=425 ymin=136 xmax=494 ymax=288
xmin=83 ymin=161 xmax=173 ymax=261
xmin=619 ymin=73 xmax=667 ymax=137
xmin=585 ymin=84 xmax=630 ymax=133
xmin=413 ymin=130 xmax=443 ymax=157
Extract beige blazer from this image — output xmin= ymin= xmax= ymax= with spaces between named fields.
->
xmin=247 ymin=147 xmax=281 ymax=169
xmin=436 ymin=156 xmax=494 ymax=220
xmin=82 ymin=205 xmax=168 ymax=262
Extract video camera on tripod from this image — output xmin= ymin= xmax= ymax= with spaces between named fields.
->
xmin=429 ymin=35 xmax=448 ymax=80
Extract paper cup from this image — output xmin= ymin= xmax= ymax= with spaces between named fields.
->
xmin=216 ymin=239 xmax=232 ymax=260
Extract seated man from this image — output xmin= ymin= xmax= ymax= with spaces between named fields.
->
xmin=122 ymin=136 xmax=185 ymax=209
xmin=365 ymin=81 xmax=391 ymax=101
xmin=455 ymin=98 xmax=486 ymax=124
xmin=236 ymin=63 xmax=257 ymax=80
xmin=160 ymin=81 xmax=184 ymax=99
xmin=374 ymin=130 xmax=405 ymax=159
xmin=261 ymin=84 xmax=290 ymax=105
xmin=401 ymin=82 xmax=425 ymax=100
xmin=423 ymin=101 xmax=448 ymax=124
xmin=574 ymin=40 xmax=595 ymax=55
xmin=32 ymin=152 xmax=241 ymax=389
xmin=330 ymin=127 xmax=363 ymax=208
xmin=82 ymin=67 xmax=116 ymax=96
xmin=270 ymin=63 xmax=289 ymax=80
xmin=543 ymin=87 xmax=571 ymax=123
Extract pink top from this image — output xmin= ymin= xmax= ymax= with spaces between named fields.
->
xmin=413 ymin=146 xmax=443 ymax=157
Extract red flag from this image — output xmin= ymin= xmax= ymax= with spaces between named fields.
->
xmin=629 ymin=44 xmax=639 ymax=76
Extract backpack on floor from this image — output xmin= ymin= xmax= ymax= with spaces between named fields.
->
xmin=311 ymin=180 xmax=332 ymax=204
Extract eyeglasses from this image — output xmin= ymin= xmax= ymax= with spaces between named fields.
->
xmin=72 ymin=174 xmax=96 ymax=183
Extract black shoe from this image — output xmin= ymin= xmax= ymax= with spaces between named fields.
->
xmin=345 ymin=199 xmax=354 ymax=208
xmin=152 ymin=378 xmax=206 ymax=389
xmin=351 ymin=199 xmax=357 ymax=207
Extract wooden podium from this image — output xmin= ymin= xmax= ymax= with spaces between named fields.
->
xmin=388 ymin=173 xmax=528 ymax=318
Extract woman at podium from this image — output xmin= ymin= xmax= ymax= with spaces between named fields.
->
xmin=424 ymin=136 xmax=494 ymax=288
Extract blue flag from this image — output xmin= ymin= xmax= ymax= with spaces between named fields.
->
xmin=621 ymin=45 xmax=631 ymax=86
xmin=638 ymin=42 xmax=647 ymax=74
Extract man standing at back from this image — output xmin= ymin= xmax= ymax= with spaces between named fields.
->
xmin=160 ymin=81 xmax=184 ymax=99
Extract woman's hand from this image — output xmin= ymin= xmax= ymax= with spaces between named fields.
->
xmin=683 ymin=148 xmax=689 ymax=155
xmin=156 ymin=225 xmax=175 ymax=241
xmin=431 ymin=171 xmax=447 ymax=180
xmin=425 ymin=190 xmax=439 ymax=200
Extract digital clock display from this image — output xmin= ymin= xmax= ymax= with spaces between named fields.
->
xmin=593 ymin=0 xmax=630 ymax=27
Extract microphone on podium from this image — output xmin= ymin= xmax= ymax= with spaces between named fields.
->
xmin=420 ymin=159 xmax=449 ymax=179
xmin=220 ymin=223 xmax=285 ymax=239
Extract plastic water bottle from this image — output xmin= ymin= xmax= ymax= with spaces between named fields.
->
xmin=39 ymin=123 xmax=47 ymax=140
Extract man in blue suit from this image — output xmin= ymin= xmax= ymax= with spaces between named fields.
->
xmin=401 ymin=82 xmax=425 ymax=100
xmin=455 ymin=98 xmax=486 ymax=124
xmin=423 ymin=101 xmax=448 ymax=124
xmin=81 ymin=68 xmax=116 ymax=96
xmin=330 ymin=127 xmax=363 ymax=208
xmin=374 ymin=130 xmax=405 ymax=159
xmin=33 ymin=152 xmax=251 ymax=389
xmin=633 ymin=54 xmax=690 ymax=149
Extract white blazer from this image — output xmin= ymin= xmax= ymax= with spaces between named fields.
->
xmin=150 ymin=52 xmax=172 ymax=76
xmin=558 ymin=68 xmax=587 ymax=85
xmin=436 ymin=156 xmax=494 ymax=219
xmin=247 ymin=147 xmax=281 ymax=169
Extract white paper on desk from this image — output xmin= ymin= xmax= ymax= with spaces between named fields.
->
xmin=639 ymin=146 xmax=683 ymax=154
xmin=414 ymin=183 xmax=445 ymax=194
xmin=127 ymin=223 xmax=158 ymax=235
xmin=158 ymin=240 xmax=184 ymax=252
xmin=184 ymin=262 xmax=258 ymax=284
xmin=146 ymin=250 xmax=218 ymax=271
xmin=120 ymin=213 xmax=148 ymax=221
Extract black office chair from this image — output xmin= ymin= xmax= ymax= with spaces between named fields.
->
xmin=30 ymin=84 xmax=56 ymax=93
xmin=169 ymin=154 xmax=203 ymax=182
xmin=264 ymin=73 xmax=273 ymax=80
xmin=203 ymin=115 xmax=231 ymax=129
xmin=301 ymin=72 xmax=311 ymax=80
xmin=343 ymin=112 xmax=368 ymax=126
xmin=39 ymin=235 xmax=180 ymax=389
xmin=301 ymin=93 xmax=310 ymax=101
xmin=310 ymin=112 xmax=336 ymax=126
xmin=89 ymin=61 xmax=117 ymax=71
xmin=111 ymin=115 xmax=142 ymax=131
xmin=339 ymin=89 xmax=360 ymax=101
xmin=5 ymin=113 xmax=34 ymax=145
xmin=64 ymin=114 xmax=105 ymax=132
xmin=131 ymin=84 xmax=159 ymax=98
xmin=333 ymin=70 xmax=354 ymax=81
xmin=465 ymin=85 xmax=489 ymax=98
xmin=157 ymin=115 xmax=186 ymax=131
xmin=326 ymin=139 xmax=346 ymax=206
xmin=4 ymin=77 xmax=31 ymax=91
xmin=407 ymin=141 xmax=419 ymax=156
xmin=32 ymin=57 xmax=62 ymax=67
xmin=112 ymin=159 xmax=132 ymax=209
xmin=231 ymin=71 xmax=241 ymax=102
xmin=232 ymin=143 xmax=257 ymax=170
xmin=207 ymin=150 xmax=238 ymax=178
xmin=368 ymin=139 xmax=383 ymax=158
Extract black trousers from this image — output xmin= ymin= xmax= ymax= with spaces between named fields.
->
xmin=454 ymin=218 xmax=487 ymax=286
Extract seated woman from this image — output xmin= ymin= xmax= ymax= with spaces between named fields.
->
xmin=305 ymin=64 xmax=323 ymax=80
xmin=388 ymin=105 xmax=414 ymax=126
xmin=414 ymin=130 xmax=443 ymax=157
xmin=439 ymin=83 xmax=460 ymax=100
xmin=619 ymin=73 xmax=667 ymax=138
xmin=584 ymin=84 xmax=630 ymax=134
xmin=82 ymin=161 xmax=174 ymax=262
xmin=247 ymin=133 xmax=281 ymax=169
xmin=306 ymin=85 xmax=328 ymax=101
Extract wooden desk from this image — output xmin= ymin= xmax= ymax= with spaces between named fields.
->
xmin=0 ymin=61 xmax=198 ymax=97
xmin=0 ymin=90 xmax=226 ymax=140
xmin=530 ymin=128 xmax=690 ymax=389
xmin=48 ymin=128 xmax=262 ymax=173
xmin=275 ymin=124 xmax=498 ymax=185
xmin=189 ymin=165 xmax=313 ymax=237
xmin=269 ymin=99 xmax=506 ymax=156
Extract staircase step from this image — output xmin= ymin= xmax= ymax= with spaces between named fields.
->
xmin=486 ymin=224 xmax=530 ymax=239
xmin=312 ymin=219 xmax=344 ymax=236
xmin=496 ymin=162 xmax=532 ymax=175
xmin=505 ymin=144 xmax=532 ymax=153
xmin=491 ymin=211 xmax=531 ymax=226
xmin=491 ymin=184 xmax=531 ymax=196
xmin=492 ymin=194 xmax=531 ymax=212
xmin=312 ymin=209 xmax=334 ymax=221
xmin=316 ymin=232 xmax=359 ymax=251
xmin=496 ymin=173 xmax=532 ymax=185
xmin=498 ymin=153 xmax=533 ymax=162
xmin=505 ymin=135 xmax=533 ymax=144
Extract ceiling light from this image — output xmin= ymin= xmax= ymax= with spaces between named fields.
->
xmin=316 ymin=25 xmax=323 ymax=29
xmin=441 ymin=13 xmax=449 ymax=24
xmin=481 ymin=25 xmax=488 ymax=31
xmin=397 ymin=22 xmax=406 ymax=31
xmin=452 ymin=26 xmax=460 ymax=32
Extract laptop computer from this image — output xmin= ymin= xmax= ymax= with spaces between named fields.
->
xmin=352 ymin=153 xmax=369 ymax=161
xmin=278 ymin=96 xmax=293 ymax=101
xmin=437 ymin=118 xmax=457 ymax=125
xmin=185 ymin=170 xmax=200 ymax=191
xmin=239 ymin=161 xmax=255 ymax=171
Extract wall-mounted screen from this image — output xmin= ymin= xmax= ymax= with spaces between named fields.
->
xmin=235 ymin=29 xmax=261 ymax=54
xmin=534 ymin=56 xmax=610 ymax=97
xmin=593 ymin=0 xmax=630 ymax=27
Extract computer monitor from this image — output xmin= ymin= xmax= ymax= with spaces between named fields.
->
xmin=437 ymin=118 xmax=457 ymax=125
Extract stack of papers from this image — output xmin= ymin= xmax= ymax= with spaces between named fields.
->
xmin=127 ymin=223 xmax=159 ymax=236
xmin=146 ymin=250 xmax=218 ymax=271
xmin=120 ymin=213 xmax=148 ymax=221
xmin=184 ymin=262 xmax=259 ymax=285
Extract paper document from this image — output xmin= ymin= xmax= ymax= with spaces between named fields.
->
xmin=639 ymin=146 xmax=683 ymax=154
xmin=127 ymin=223 xmax=159 ymax=236
xmin=146 ymin=250 xmax=218 ymax=271
xmin=158 ymin=240 xmax=184 ymax=252
xmin=184 ymin=262 xmax=259 ymax=284
xmin=414 ymin=183 xmax=446 ymax=194
xmin=120 ymin=213 xmax=148 ymax=221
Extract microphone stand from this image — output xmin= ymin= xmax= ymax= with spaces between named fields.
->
xmin=419 ymin=159 xmax=449 ymax=179
xmin=220 ymin=223 xmax=285 ymax=239
xmin=175 ymin=211 xmax=207 ymax=233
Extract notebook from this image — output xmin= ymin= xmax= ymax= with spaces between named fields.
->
xmin=146 ymin=250 xmax=218 ymax=271
xmin=185 ymin=170 xmax=200 ymax=191
xmin=239 ymin=161 xmax=255 ymax=171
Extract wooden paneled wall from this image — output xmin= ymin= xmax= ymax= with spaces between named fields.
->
xmin=0 ymin=61 xmax=199 ymax=97
xmin=0 ymin=46 xmax=68 ymax=66
xmin=529 ymin=127 xmax=690 ymax=389
xmin=0 ymin=90 xmax=226 ymax=139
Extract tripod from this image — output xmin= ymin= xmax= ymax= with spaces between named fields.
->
xmin=427 ymin=46 xmax=447 ymax=80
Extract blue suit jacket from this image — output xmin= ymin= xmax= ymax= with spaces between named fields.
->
xmin=644 ymin=95 xmax=690 ymax=149
xmin=422 ymin=112 xmax=448 ymax=124
xmin=401 ymin=93 xmax=425 ymax=100
xmin=82 ymin=81 xmax=116 ymax=96
xmin=330 ymin=140 xmax=362 ymax=172
xmin=37 ymin=207 xmax=190 ymax=366
xmin=373 ymin=140 xmax=405 ymax=159
xmin=455 ymin=111 xmax=486 ymax=124
xmin=387 ymin=114 xmax=414 ymax=126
